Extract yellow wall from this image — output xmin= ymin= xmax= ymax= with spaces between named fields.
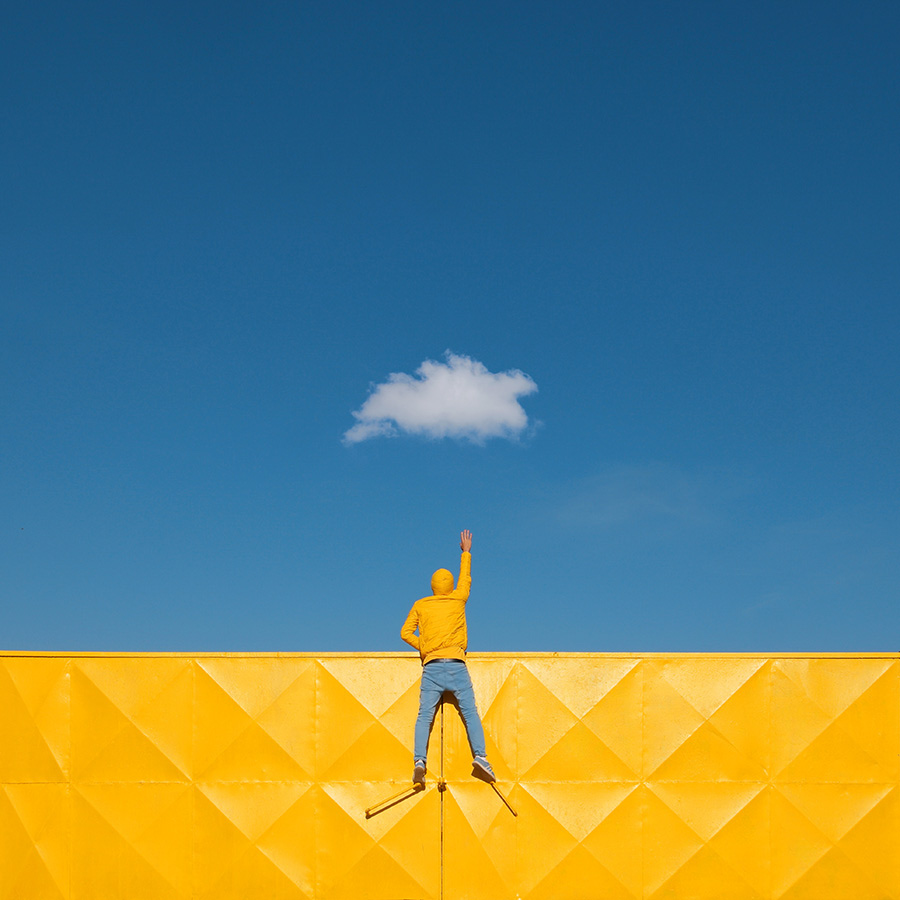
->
xmin=1 ymin=653 xmax=898 ymax=899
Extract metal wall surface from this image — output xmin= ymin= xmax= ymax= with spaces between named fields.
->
xmin=1 ymin=653 xmax=898 ymax=899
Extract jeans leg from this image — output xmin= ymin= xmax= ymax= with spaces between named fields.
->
xmin=413 ymin=667 xmax=444 ymax=760
xmin=449 ymin=663 xmax=487 ymax=758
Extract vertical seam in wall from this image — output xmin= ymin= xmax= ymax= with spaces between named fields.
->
xmin=314 ymin=659 xmax=321 ymax=900
xmin=67 ymin=658 xmax=73 ymax=900
xmin=640 ymin=657 xmax=645 ymax=900
xmin=190 ymin=659 xmax=195 ymax=900
xmin=767 ymin=658 xmax=773 ymax=900
xmin=513 ymin=659 xmax=518 ymax=874
xmin=440 ymin=700 xmax=444 ymax=900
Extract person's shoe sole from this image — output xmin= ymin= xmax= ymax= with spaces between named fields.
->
xmin=472 ymin=758 xmax=496 ymax=783
xmin=413 ymin=763 xmax=426 ymax=785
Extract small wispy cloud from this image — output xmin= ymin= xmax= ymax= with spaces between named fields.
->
xmin=343 ymin=352 xmax=538 ymax=445
xmin=554 ymin=463 xmax=746 ymax=532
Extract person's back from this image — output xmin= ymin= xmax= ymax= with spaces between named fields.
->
xmin=401 ymin=552 xmax=471 ymax=664
xmin=401 ymin=530 xmax=495 ymax=784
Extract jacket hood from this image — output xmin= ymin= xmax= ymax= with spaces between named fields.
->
xmin=430 ymin=568 xmax=455 ymax=595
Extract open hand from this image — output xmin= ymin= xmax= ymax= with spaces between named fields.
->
xmin=460 ymin=529 xmax=472 ymax=552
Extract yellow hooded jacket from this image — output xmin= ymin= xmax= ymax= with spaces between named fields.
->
xmin=401 ymin=551 xmax=472 ymax=665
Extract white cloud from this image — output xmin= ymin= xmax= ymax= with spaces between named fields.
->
xmin=343 ymin=352 xmax=538 ymax=444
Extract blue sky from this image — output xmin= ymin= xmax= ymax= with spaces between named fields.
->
xmin=3 ymin=0 xmax=898 ymax=652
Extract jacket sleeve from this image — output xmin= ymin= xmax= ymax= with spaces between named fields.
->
xmin=400 ymin=604 xmax=420 ymax=650
xmin=451 ymin=551 xmax=472 ymax=601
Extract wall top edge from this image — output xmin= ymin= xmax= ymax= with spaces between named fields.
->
xmin=1 ymin=650 xmax=898 ymax=660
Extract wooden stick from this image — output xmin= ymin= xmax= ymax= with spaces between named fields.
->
xmin=364 ymin=784 xmax=424 ymax=818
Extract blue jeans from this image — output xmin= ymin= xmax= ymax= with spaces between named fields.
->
xmin=414 ymin=659 xmax=486 ymax=760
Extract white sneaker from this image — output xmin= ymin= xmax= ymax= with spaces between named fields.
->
xmin=413 ymin=759 xmax=426 ymax=785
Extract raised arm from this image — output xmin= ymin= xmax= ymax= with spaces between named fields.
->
xmin=453 ymin=529 xmax=472 ymax=599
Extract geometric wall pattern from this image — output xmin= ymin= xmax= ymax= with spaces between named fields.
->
xmin=1 ymin=652 xmax=898 ymax=899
